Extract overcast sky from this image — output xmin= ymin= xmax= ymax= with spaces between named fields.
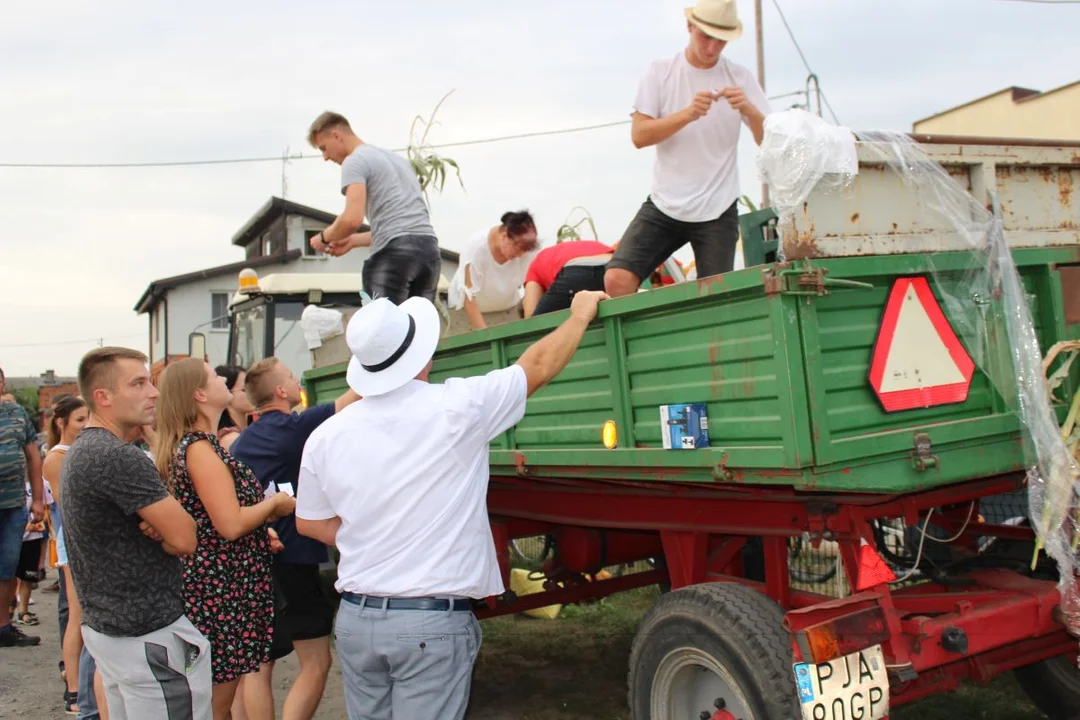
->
xmin=2 ymin=0 xmax=1078 ymax=376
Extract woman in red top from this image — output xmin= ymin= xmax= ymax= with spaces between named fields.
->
xmin=523 ymin=240 xmax=614 ymax=317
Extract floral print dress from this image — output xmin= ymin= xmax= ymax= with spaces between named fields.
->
xmin=171 ymin=431 xmax=273 ymax=685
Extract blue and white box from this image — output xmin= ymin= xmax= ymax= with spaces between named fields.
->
xmin=659 ymin=403 xmax=710 ymax=450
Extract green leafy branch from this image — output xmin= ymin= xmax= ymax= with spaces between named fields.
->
xmin=556 ymin=206 xmax=599 ymax=243
xmin=407 ymin=90 xmax=464 ymax=206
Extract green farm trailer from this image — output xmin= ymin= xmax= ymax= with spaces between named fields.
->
xmin=302 ymin=136 xmax=1080 ymax=720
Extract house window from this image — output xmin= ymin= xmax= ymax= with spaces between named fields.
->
xmin=303 ymin=229 xmax=326 ymax=257
xmin=211 ymin=293 xmax=230 ymax=330
xmin=263 ymin=233 xmax=273 ymax=257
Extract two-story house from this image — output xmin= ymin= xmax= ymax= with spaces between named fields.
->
xmin=134 ymin=196 xmax=459 ymax=372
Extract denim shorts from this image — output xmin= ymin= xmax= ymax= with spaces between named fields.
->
xmin=0 ymin=505 xmax=29 ymax=580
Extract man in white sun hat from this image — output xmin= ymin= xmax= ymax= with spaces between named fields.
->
xmin=295 ymin=289 xmax=608 ymax=720
xmin=605 ymin=0 xmax=770 ymax=298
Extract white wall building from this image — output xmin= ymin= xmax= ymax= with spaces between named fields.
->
xmin=134 ymin=197 xmax=458 ymax=373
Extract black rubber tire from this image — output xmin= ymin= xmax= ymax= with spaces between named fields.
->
xmin=1014 ymin=655 xmax=1080 ymax=720
xmin=628 ymin=582 xmax=798 ymax=720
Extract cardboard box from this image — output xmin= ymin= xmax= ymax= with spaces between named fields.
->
xmin=660 ymin=403 xmax=710 ymax=450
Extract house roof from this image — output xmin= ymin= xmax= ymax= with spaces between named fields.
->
xmin=231 ymin=197 xmax=338 ymax=247
xmin=4 ymin=376 xmax=77 ymax=391
xmin=134 ymin=250 xmax=302 ymax=314
xmin=913 ymin=81 xmax=1079 ymax=127
xmin=229 ymin=195 xmax=459 ymax=263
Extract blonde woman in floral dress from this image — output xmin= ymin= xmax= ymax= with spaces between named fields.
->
xmin=154 ymin=358 xmax=293 ymax=720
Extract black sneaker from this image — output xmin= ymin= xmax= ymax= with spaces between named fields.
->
xmin=0 ymin=624 xmax=41 ymax=647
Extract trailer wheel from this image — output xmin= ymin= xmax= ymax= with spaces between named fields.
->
xmin=628 ymin=582 xmax=798 ymax=720
xmin=1014 ymin=655 xmax=1080 ymax=720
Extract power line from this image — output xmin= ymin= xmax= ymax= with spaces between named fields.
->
xmin=769 ymin=0 xmax=841 ymax=124
xmin=0 ymin=333 xmax=145 ymax=349
xmin=0 ymin=120 xmax=632 ymax=170
xmin=770 ymin=0 xmax=813 ymax=77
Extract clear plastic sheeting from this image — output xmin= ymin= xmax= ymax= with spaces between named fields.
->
xmin=760 ymin=110 xmax=1080 ymax=643
xmin=757 ymin=109 xmax=858 ymax=232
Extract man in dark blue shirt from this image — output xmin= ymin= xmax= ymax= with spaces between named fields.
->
xmin=230 ymin=357 xmax=360 ymax=720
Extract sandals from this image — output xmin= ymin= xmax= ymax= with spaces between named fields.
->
xmin=16 ymin=611 xmax=39 ymax=626
xmin=63 ymin=690 xmax=79 ymax=716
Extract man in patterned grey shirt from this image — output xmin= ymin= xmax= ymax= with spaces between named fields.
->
xmin=62 ymin=347 xmax=211 ymax=720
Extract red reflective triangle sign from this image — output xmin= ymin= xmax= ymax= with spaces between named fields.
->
xmin=869 ymin=277 xmax=974 ymax=412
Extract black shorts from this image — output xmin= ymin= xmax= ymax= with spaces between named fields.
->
xmin=269 ymin=563 xmax=336 ymax=661
xmin=16 ymin=539 xmax=45 ymax=583
xmin=608 ymin=196 xmax=739 ymax=282
xmin=533 ymin=265 xmax=608 ymax=316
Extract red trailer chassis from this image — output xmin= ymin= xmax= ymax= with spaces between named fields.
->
xmin=479 ymin=471 xmax=1076 ymax=713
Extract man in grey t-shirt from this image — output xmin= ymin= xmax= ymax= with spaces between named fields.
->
xmin=62 ymin=347 xmax=211 ymax=720
xmin=306 ymin=111 xmax=442 ymax=305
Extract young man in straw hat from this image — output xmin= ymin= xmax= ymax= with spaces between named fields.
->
xmin=306 ymin=111 xmax=442 ymax=305
xmin=295 ymin=289 xmax=608 ymax=720
xmin=605 ymin=0 xmax=770 ymax=298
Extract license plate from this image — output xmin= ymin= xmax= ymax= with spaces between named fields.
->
xmin=794 ymin=645 xmax=889 ymax=720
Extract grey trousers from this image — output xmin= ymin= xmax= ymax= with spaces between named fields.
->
xmin=334 ymin=598 xmax=482 ymax=720
xmin=81 ymin=615 xmax=212 ymax=720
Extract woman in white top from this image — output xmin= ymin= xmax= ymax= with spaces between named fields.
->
xmin=449 ymin=210 xmax=539 ymax=330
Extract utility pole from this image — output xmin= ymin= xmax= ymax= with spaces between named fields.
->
xmin=281 ymin=146 xmax=290 ymax=202
xmin=755 ymin=0 xmax=770 ymax=208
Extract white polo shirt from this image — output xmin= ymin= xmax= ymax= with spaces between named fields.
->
xmin=634 ymin=51 xmax=770 ymax=222
xmin=296 ymin=364 xmax=528 ymax=598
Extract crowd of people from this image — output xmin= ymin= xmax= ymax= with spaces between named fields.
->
xmin=308 ymin=0 xmax=766 ymax=335
xmin=0 ymin=2 xmax=766 ymax=718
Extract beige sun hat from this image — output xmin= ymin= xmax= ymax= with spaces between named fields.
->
xmin=684 ymin=0 xmax=744 ymax=42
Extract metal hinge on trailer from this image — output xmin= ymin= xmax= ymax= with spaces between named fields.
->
xmin=911 ymin=432 xmax=939 ymax=472
xmin=762 ymin=266 xmax=874 ymax=297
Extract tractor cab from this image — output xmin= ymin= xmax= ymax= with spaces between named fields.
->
xmin=222 ymin=269 xmax=451 ymax=377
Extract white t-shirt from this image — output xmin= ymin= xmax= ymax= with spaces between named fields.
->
xmin=634 ymin=51 xmax=770 ymax=222
xmin=297 ymin=365 xmax=528 ymax=598
xmin=448 ymin=231 xmax=536 ymax=313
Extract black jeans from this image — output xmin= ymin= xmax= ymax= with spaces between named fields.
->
xmin=608 ymin=197 xmax=739 ymax=282
xmin=533 ymin=265 xmax=608 ymax=316
xmin=362 ymin=235 xmax=442 ymax=305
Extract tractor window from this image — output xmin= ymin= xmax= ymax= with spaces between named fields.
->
xmin=231 ymin=304 xmax=267 ymax=368
xmin=270 ymin=302 xmax=312 ymax=376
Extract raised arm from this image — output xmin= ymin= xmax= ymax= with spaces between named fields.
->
xmin=630 ymin=86 xmax=717 ymax=149
xmin=515 ymin=290 xmax=607 ymax=396
xmin=186 ymin=440 xmax=295 ymax=541
xmin=334 ymin=389 xmax=362 ymax=414
xmin=718 ymin=87 xmax=766 ymax=145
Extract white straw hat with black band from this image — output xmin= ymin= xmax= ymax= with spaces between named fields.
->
xmin=344 ymin=297 xmax=442 ymax=397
